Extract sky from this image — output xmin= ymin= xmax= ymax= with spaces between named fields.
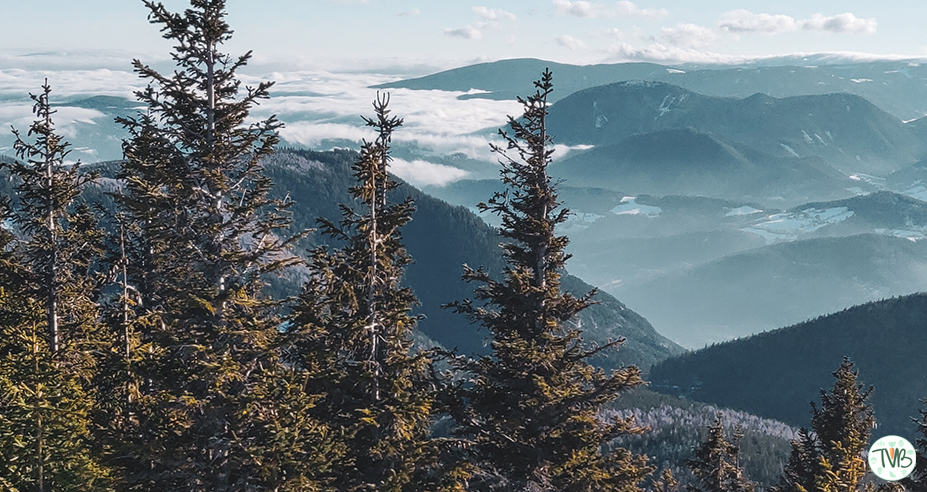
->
xmin=0 ymin=1 xmax=924 ymax=72
xmin=1 ymin=1 xmax=926 ymax=187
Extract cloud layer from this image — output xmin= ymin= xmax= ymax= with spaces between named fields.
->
xmin=719 ymin=10 xmax=877 ymax=35
xmin=661 ymin=23 xmax=717 ymax=48
xmin=553 ymin=0 xmax=668 ymax=19
xmin=556 ymin=35 xmax=588 ymax=51
xmin=444 ymin=6 xmax=518 ymax=42
xmin=390 ymin=158 xmax=469 ymax=187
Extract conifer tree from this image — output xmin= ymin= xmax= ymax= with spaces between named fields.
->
xmin=0 ymin=83 xmax=109 ymax=490
xmin=109 ymin=1 xmax=310 ymax=489
xmin=8 ymin=81 xmax=102 ymax=355
xmin=286 ymin=94 xmax=446 ymax=491
xmin=653 ymin=469 xmax=681 ymax=492
xmin=686 ymin=413 xmax=754 ymax=492
xmin=774 ymin=358 xmax=874 ymax=492
xmin=445 ymin=69 xmax=652 ymax=491
xmin=901 ymin=402 xmax=927 ymax=492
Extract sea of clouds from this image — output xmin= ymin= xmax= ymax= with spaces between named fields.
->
xmin=0 ymin=50 xmax=539 ymax=187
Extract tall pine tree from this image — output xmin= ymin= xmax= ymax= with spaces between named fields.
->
xmin=445 ymin=69 xmax=652 ymax=491
xmin=286 ymin=93 xmax=447 ymax=491
xmin=774 ymin=358 xmax=874 ymax=492
xmin=0 ymin=82 xmax=110 ymax=491
xmin=109 ymin=1 xmax=311 ymax=489
xmin=686 ymin=413 xmax=754 ymax=492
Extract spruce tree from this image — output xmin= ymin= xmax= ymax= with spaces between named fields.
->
xmin=901 ymin=402 xmax=927 ymax=492
xmin=774 ymin=358 xmax=874 ymax=492
xmin=0 ymin=82 xmax=109 ymax=490
xmin=445 ymin=69 xmax=652 ymax=491
xmin=653 ymin=469 xmax=681 ymax=492
xmin=110 ymin=1 xmax=312 ymax=489
xmin=686 ymin=413 xmax=754 ymax=492
xmin=286 ymin=94 xmax=446 ymax=491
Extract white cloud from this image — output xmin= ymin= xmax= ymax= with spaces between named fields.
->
xmin=445 ymin=25 xmax=484 ymax=40
xmin=719 ymin=10 xmax=797 ymax=34
xmin=553 ymin=0 xmax=667 ymax=19
xmin=0 ymin=104 xmax=108 ymax=139
xmin=661 ymin=23 xmax=717 ymax=48
xmin=0 ymin=68 xmax=140 ymax=98
xmin=390 ymin=158 xmax=469 ymax=187
xmin=280 ymin=122 xmax=376 ymax=147
xmin=472 ymin=6 xmax=517 ymax=21
xmin=446 ymin=7 xmax=517 ymax=41
xmin=556 ymin=35 xmax=588 ymax=50
xmin=719 ymin=10 xmax=877 ymax=35
xmin=614 ymin=0 xmax=668 ymax=18
xmin=802 ymin=13 xmax=877 ymax=34
xmin=241 ymin=70 xmax=522 ymax=162
xmin=606 ymin=42 xmax=749 ymax=64
xmin=604 ymin=27 xmax=626 ymax=38
xmin=397 ymin=8 xmax=420 ymax=17
xmin=551 ymin=144 xmax=594 ymax=161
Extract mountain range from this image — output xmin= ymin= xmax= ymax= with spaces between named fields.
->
xmin=71 ymin=149 xmax=685 ymax=372
xmin=649 ymin=292 xmax=927 ymax=435
xmin=374 ymin=57 xmax=927 ymax=121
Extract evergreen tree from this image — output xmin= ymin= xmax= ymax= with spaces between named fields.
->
xmin=686 ymin=413 xmax=754 ymax=492
xmin=0 ymin=82 xmax=109 ymax=490
xmin=286 ymin=94 xmax=448 ymax=491
xmin=774 ymin=358 xmax=874 ymax=492
xmin=901 ymin=402 xmax=927 ymax=492
xmin=7 ymin=81 xmax=102 ymax=355
xmin=653 ymin=469 xmax=680 ymax=492
xmin=109 ymin=1 xmax=312 ymax=489
xmin=445 ymin=69 xmax=652 ymax=491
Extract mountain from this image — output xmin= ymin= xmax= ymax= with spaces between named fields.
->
xmin=375 ymin=57 xmax=927 ymax=121
xmin=607 ymin=388 xmax=799 ymax=489
xmin=373 ymin=59 xmax=673 ymax=103
xmin=611 ymin=233 xmax=927 ymax=348
xmin=548 ymin=81 xmax=922 ymax=178
xmin=551 ymin=128 xmax=866 ymax=206
xmin=785 ymin=191 xmax=927 ymax=239
xmin=257 ymin=149 xmax=684 ymax=370
xmin=1 ymin=148 xmax=683 ymax=371
xmin=648 ymin=292 xmax=927 ymax=435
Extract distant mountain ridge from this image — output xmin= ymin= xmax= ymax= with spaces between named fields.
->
xmin=548 ymin=81 xmax=922 ymax=177
xmin=649 ymin=292 xmax=927 ymax=434
xmin=261 ymin=149 xmax=687 ymax=370
xmin=0 ymin=148 xmax=684 ymax=371
xmin=374 ymin=57 xmax=927 ymax=121
xmin=611 ymin=233 xmax=927 ymax=348
xmin=551 ymin=127 xmax=863 ymax=206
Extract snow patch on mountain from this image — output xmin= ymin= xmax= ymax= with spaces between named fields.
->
xmin=726 ymin=206 xmax=763 ymax=217
xmin=875 ymin=228 xmax=926 ymax=242
xmin=901 ymin=182 xmax=927 ymax=202
xmin=742 ymin=206 xmax=854 ymax=243
xmin=780 ymin=143 xmax=799 ymax=157
xmin=611 ymin=197 xmax=662 ymax=217
xmin=848 ymin=173 xmax=886 ymax=188
xmin=559 ymin=212 xmax=605 ymax=233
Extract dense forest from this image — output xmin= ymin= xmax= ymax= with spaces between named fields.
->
xmin=2 ymin=1 xmax=927 ymax=491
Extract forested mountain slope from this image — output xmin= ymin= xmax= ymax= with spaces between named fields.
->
xmin=24 ymin=148 xmax=682 ymax=372
xmin=260 ymin=148 xmax=684 ymax=370
xmin=649 ymin=292 xmax=927 ymax=433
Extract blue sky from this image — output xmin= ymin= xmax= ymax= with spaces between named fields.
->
xmin=0 ymin=1 xmax=923 ymax=71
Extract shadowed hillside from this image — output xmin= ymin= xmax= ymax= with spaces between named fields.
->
xmin=649 ymin=292 xmax=927 ymax=434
